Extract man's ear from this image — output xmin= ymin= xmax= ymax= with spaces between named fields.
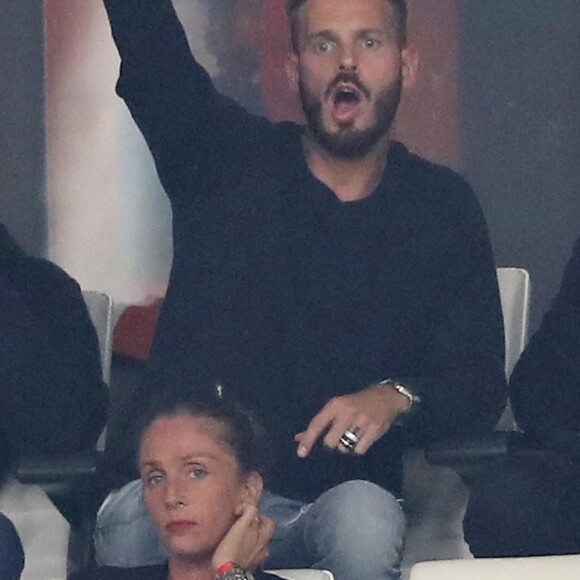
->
xmin=242 ymin=472 xmax=264 ymax=506
xmin=285 ymin=51 xmax=300 ymax=93
xmin=401 ymin=46 xmax=419 ymax=90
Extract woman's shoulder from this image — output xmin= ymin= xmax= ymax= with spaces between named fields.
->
xmin=72 ymin=567 xmax=288 ymax=580
xmin=69 ymin=565 xmax=167 ymax=580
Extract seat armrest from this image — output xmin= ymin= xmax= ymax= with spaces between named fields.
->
xmin=16 ymin=452 xmax=101 ymax=484
xmin=15 ymin=452 xmax=105 ymax=530
xmin=425 ymin=431 xmax=523 ymax=481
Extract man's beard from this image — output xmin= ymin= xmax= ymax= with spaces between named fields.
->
xmin=299 ymin=71 xmax=403 ymax=160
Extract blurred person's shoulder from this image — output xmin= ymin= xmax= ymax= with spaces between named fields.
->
xmin=69 ymin=565 xmax=167 ymax=580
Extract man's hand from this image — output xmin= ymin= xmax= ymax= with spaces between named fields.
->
xmin=212 ymin=503 xmax=275 ymax=572
xmin=295 ymin=383 xmax=411 ymax=458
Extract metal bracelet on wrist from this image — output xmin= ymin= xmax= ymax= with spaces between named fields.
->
xmin=378 ymin=379 xmax=421 ymax=408
xmin=216 ymin=565 xmax=255 ymax=580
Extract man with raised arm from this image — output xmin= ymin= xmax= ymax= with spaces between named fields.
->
xmin=97 ymin=1 xmax=506 ymax=579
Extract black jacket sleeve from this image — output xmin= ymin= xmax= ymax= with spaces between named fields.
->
xmin=509 ymin=236 xmax=580 ymax=442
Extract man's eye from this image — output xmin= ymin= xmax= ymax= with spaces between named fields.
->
xmin=313 ymin=40 xmax=332 ymax=54
xmin=363 ymin=38 xmax=380 ymax=49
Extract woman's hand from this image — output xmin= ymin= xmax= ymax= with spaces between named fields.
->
xmin=212 ymin=503 xmax=275 ymax=572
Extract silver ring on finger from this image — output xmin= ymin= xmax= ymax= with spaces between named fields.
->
xmin=339 ymin=427 xmax=361 ymax=452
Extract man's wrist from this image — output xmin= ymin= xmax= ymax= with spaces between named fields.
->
xmin=378 ymin=379 xmax=421 ymax=412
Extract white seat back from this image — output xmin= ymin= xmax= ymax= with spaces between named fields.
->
xmin=495 ymin=268 xmax=531 ymax=430
xmin=269 ymin=570 xmax=334 ymax=580
xmin=82 ymin=290 xmax=114 ymax=384
xmin=82 ymin=290 xmax=114 ymax=452
xmin=496 ymin=267 xmax=531 ymax=378
xmin=409 ymin=554 xmax=580 ymax=580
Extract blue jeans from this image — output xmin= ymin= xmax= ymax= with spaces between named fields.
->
xmin=0 ymin=513 xmax=25 ymax=580
xmin=94 ymin=479 xmax=405 ymax=580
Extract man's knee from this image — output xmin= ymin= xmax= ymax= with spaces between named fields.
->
xmin=306 ymin=480 xmax=405 ymax=553
xmin=94 ymin=479 xmax=167 ymax=567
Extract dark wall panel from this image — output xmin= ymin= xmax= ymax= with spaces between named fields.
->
xmin=0 ymin=0 xmax=46 ymax=255
xmin=459 ymin=0 xmax=580 ymax=329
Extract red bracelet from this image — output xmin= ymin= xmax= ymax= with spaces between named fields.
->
xmin=215 ymin=562 xmax=238 ymax=577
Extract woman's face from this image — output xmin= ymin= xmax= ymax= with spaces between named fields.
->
xmin=139 ymin=414 xmax=260 ymax=562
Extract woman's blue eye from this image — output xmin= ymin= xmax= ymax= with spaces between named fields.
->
xmin=146 ymin=473 xmax=164 ymax=486
xmin=364 ymin=38 xmax=379 ymax=49
xmin=189 ymin=467 xmax=207 ymax=480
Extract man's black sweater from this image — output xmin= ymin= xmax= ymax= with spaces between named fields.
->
xmin=104 ymin=0 xmax=506 ymax=501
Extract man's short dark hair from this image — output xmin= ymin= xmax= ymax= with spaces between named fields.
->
xmin=285 ymin=0 xmax=408 ymax=51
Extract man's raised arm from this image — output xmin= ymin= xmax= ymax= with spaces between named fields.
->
xmin=102 ymin=0 xmax=261 ymax=202
xmin=103 ymin=0 xmax=214 ymax=107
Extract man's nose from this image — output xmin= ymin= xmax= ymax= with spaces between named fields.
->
xmin=338 ymin=44 xmax=358 ymax=72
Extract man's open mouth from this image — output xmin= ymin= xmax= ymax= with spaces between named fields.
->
xmin=333 ymin=86 xmax=362 ymax=107
xmin=329 ymin=85 xmax=364 ymax=123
